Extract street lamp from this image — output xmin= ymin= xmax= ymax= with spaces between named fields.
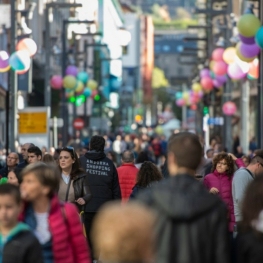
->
xmin=44 ymin=2 xmax=82 ymax=109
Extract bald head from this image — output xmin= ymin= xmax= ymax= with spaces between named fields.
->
xmin=7 ymin=152 xmax=19 ymax=167
xmin=21 ymin=143 xmax=35 ymax=161
xmin=121 ymin=151 xmax=135 ymax=164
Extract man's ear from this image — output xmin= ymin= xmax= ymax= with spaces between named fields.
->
xmin=38 ymin=155 xmax=42 ymax=161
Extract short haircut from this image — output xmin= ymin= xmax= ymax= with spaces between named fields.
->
xmin=27 ymin=146 xmax=42 ymax=157
xmin=90 ymin=135 xmax=105 ymax=152
xmin=254 ymin=149 xmax=263 ymax=159
xmin=42 ymin=153 xmax=56 ymax=164
xmin=0 ymin=184 xmax=21 ymax=204
xmin=21 ymin=162 xmax=60 ymax=197
xmin=250 ymin=155 xmax=263 ymax=165
xmin=168 ymin=132 xmax=202 ymax=170
xmin=121 ymin=151 xmax=135 ymax=163
xmin=206 ymin=149 xmax=214 ymax=156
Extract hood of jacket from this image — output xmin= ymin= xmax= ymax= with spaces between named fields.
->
xmin=84 ymin=150 xmax=106 ymax=161
xmin=150 ymin=174 xmax=222 ymax=220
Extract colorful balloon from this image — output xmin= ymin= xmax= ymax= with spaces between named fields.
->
xmin=213 ymin=79 xmax=223 ymax=88
xmin=0 ymin=51 xmax=9 ymax=72
xmin=248 ymin=58 xmax=259 ymax=79
xmin=83 ymin=87 xmax=92 ymax=97
xmin=239 ymin=42 xmax=260 ymax=58
xmin=200 ymin=68 xmax=210 ymax=78
xmin=239 ymin=34 xmax=255 ymax=44
xmin=236 ymin=44 xmax=256 ymax=62
xmin=227 ymin=63 xmax=247 ymax=80
xmin=237 ymin=14 xmax=261 ymax=37
xmin=222 ymin=101 xmax=237 ymax=116
xmin=201 ymin=77 xmax=213 ymax=91
xmin=9 ymin=51 xmax=31 ymax=71
xmin=50 ymin=75 xmax=63 ymax=89
xmin=192 ymin=83 xmax=202 ymax=92
xmin=212 ymin=48 xmax=225 ymax=61
xmin=65 ymin=65 xmax=78 ymax=77
xmin=176 ymin=98 xmax=185 ymax=107
xmin=255 ymin=26 xmax=263 ymax=49
xmin=215 ymin=74 xmax=227 ymax=84
xmin=75 ymin=81 xmax=84 ymax=94
xmin=87 ymin=79 xmax=98 ymax=90
xmin=63 ymin=75 xmax=77 ymax=89
xmin=223 ymin=47 xmax=236 ymax=64
xmin=16 ymin=38 xmax=37 ymax=57
xmin=77 ymin=71 xmax=89 ymax=83
xmin=213 ymin=61 xmax=228 ymax=76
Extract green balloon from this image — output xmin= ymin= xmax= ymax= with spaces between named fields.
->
xmin=237 ymin=14 xmax=261 ymax=37
xmin=0 ymin=177 xmax=8 ymax=184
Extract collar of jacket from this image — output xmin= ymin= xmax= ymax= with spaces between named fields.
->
xmin=213 ymin=169 xmax=228 ymax=177
xmin=121 ymin=163 xmax=136 ymax=167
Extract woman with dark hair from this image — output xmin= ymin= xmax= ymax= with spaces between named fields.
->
xmin=236 ymin=174 xmax=263 ymax=263
xmin=130 ymin=161 xmax=162 ymax=198
xmin=58 ymin=146 xmax=92 ymax=210
xmin=204 ymin=152 xmax=244 ymax=232
xmin=7 ymin=167 xmax=22 ymax=186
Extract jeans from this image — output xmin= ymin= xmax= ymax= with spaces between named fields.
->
xmin=84 ymin=212 xmax=97 ymax=260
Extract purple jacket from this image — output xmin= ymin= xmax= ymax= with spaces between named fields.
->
xmin=203 ymin=159 xmax=244 ymax=232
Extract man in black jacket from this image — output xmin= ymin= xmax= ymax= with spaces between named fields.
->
xmin=79 ymin=135 xmax=121 ymax=257
xmin=135 ymin=132 xmax=230 ymax=263
xmin=17 ymin=143 xmax=35 ymax=169
xmin=0 ymin=152 xmax=19 ymax=178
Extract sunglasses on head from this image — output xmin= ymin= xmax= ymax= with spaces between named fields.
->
xmin=60 ymin=146 xmax=75 ymax=154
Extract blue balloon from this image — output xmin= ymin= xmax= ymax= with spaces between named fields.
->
xmin=255 ymin=26 xmax=263 ymax=49
xmin=77 ymin=72 xmax=89 ymax=83
xmin=83 ymin=87 xmax=92 ymax=97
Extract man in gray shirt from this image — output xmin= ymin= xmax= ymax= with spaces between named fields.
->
xmin=232 ymin=155 xmax=263 ymax=222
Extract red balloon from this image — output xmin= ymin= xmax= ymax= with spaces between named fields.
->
xmin=201 ymin=77 xmax=213 ymax=91
xmin=222 ymin=101 xmax=237 ymax=116
xmin=91 ymin=90 xmax=98 ymax=98
xmin=212 ymin=48 xmax=225 ymax=61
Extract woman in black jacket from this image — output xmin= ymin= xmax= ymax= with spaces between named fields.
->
xmin=130 ymin=161 xmax=162 ymax=199
xmin=58 ymin=146 xmax=92 ymax=211
xmin=236 ymin=174 xmax=263 ymax=263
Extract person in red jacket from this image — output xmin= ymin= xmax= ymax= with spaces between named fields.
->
xmin=203 ymin=152 xmax=244 ymax=233
xmin=19 ymin=162 xmax=91 ymax=263
xmin=117 ymin=151 xmax=138 ymax=202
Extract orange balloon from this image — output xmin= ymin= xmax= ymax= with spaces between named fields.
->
xmin=16 ymin=38 xmax=37 ymax=57
xmin=223 ymin=47 xmax=236 ymax=64
xmin=248 ymin=58 xmax=259 ymax=79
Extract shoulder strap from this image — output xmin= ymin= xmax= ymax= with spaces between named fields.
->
xmin=239 ymin=167 xmax=254 ymax=179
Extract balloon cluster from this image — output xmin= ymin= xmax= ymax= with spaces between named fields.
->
xmin=50 ymin=65 xmax=99 ymax=106
xmin=0 ymin=38 xmax=37 ymax=74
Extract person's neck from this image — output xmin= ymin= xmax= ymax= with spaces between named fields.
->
xmin=0 ymin=222 xmax=17 ymax=236
xmin=246 ymin=165 xmax=255 ymax=175
xmin=62 ymin=168 xmax=72 ymax=175
xmin=123 ymin=162 xmax=134 ymax=165
xmin=32 ymin=196 xmax=50 ymax=213
xmin=8 ymin=165 xmax=16 ymax=170
xmin=170 ymin=167 xmax=195 ymax=177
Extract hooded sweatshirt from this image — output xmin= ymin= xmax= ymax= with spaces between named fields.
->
xmin=0 ymin=222 xmax=43 ymax=263
xmin=136 ymin=174 xmax=230 ymax=263
xmin=79 ymin=151 xmax=121 ymax=212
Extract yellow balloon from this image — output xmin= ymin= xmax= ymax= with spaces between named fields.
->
xmin=192 ymin=83 xmax=202 ymax=92
xmin=155 ymin=125 xmax=163 ymax=135
xmin=182 ymin=91 xmax=189 ymax=100
xmin=223 ymin=47 xmax=236 ymax=64
xmin=63 ymin=76 xmax=77 ymax=89
xmin=0 ymin=65 xmax=10 ymax=73
xmin=75 ymin=81 xmax=84 ymax=93
xmin=209 ymin=60 xmax=216 ymax=70
xmin=87 ymin=79 xmax=98 ymax=90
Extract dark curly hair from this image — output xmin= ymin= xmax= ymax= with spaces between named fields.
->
xmin=58 ymin=147 xmax=84 ymax=179
xmin=241 ymin=174 xmax=263 ymax=233
xmin=136 ymin=161 xmax=162 ymax=187
xmin=90 ymin=135 xmax=105 ymax=152
xmin=211 ymin=152 xmax=235 ymax=176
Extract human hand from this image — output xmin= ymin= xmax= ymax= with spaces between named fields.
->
xmin=75 ymin=198 xmax=86 ymax=205
xmin=228 ymin=153 xmax=237 ymax=161
xmin=209 ymin=187 xmax=219 ymax=194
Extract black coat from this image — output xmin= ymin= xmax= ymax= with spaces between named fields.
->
xmin=236 ymin=231 xmax=263 ymax=263
xmin=72 ymin=173 xmax=92 ymax=209
xmin=79 ymin=151 xmax=121 ymax=212
xmin=2 ymin=230 xmax=43 ymax=263
xmin=0 ymin=166 xmax=8 ymax=178
xmin=17 ymin=161 xmax=28 ymax=169
xmin=136 ymin=174 xmax=231 ymax=263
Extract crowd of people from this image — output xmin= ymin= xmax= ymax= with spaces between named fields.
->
xmin=0 ymin=132 xmax=263 ymax=263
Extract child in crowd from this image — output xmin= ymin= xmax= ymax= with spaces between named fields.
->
xmin=0 ymin=184 xmax=43 ymax=263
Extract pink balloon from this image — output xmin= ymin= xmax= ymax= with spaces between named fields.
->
xmin=201 ymin=77 xmax=213 ymax=91
xmin=200 ymin=68 xmax=210 ymax=78
xmin=176 ymin=98 xmax=185 ymax=107
xmin=213 ymin=61 xmax=228 ymax=76
xmin=222 ymin=101 xmax=237 ymax=116
xmin=227 ymin=63 xmax=247 ymax=80
xmin=50 ymin=75 xmax=63 ymax=89
xmin=212 ymin=48 xmax=225 ymax=61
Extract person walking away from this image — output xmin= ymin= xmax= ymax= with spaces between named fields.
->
xmin=57 ymin=146 xmax=91 ymax=211
xmin=20 ymin=162 xmax=91 ymax=263
xmin=27 ymin=146 xmax=43 ymax=164
xmin=0 ymin=184 xmax=43 ymax=263
xmin=17 ymin=143 xmax=35 ymax=169
xmin=204 ymin=152 xmax=244 ymax=233
xmin=130 ymin=161 xmax=162 ymax=199
xmin=232 ymin=154 xmax=263 ymax=225
xmin=79 ymin=135 xmax=121 ymax=258
xmin=0 ymin=152 xmax=19 ymax=178
xmin=236 ymin=174 xmax=263 ymax=263
xmin=117 ymin=151 xmax=138 ymax=202
xmin=135 ymin=132 xmax=231 ymax=263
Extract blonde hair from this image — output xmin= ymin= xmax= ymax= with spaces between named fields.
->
xmin=92 ymin=201 xmax=156 ymax=263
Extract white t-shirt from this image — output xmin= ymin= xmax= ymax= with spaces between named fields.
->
xmin=34 ymin=212 xmax=51 ymax=244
